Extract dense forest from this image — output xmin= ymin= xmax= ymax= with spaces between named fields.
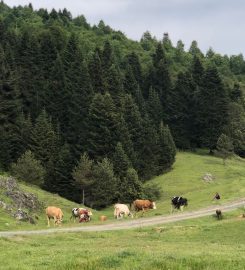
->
xmin=0 ymin=2 xmax=244 ymax=208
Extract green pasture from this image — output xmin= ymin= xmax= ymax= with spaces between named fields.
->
xmin=0 ymin=151 xmax=244 ymax=231
xmin=0 ymin=210 xmax=244 ymax=270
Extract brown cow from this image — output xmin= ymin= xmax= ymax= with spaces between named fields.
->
xmin=133 ymin=199 xmax=156 ymax=215
xmin=45 ymin=206 xmax=63 ymax=227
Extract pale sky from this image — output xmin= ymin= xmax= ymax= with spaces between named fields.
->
xmin=3 ymin=0 xmax=245 ymax=56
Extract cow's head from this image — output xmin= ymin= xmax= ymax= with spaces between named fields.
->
xmin=182 ymin=198 xmax=188 ymax=206
xmin=152 ymin=202 xmax=157 ymax=209
xmin=87 ymin=210 xmax=93 ymax=216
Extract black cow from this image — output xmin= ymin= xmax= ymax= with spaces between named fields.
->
xmin=171 ymin=196 xmax=188 ymax=212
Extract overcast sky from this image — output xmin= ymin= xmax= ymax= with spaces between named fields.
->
xmin=3 ymin=0 xmax=245 ymax=56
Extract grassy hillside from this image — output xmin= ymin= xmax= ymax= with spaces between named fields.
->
xmin=0 ymin=151 xmax=244 ymax=231
xmin=149 ymin=150 xmax=245 ymax=214
xmin=0 ymin=210 xmax=244 ymax=270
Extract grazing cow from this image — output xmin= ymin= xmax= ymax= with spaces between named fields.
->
xmin=70 ymin=208 xmax=92 ymax=223
xmin=45 ymin=206 xmax=63 ymax=227
xmin=133 ymin=199 xmax=156 ymax=215
xmin=171 ymin=196 xmax=188 ymax=212
xmin=215 ymin=209 xmax=222 ymax=220
xmin=114 ymin=204 xmax=133 ymax=219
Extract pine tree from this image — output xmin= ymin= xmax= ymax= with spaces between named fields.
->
xmin=123 ymin=64 xmax=138 ymax=96
xmin=121 ymin=94 xmax=144 ymax=166
xmin=87 ymin=93 xmax=119 ymax=160
xmin=118 ymin=168 xmax=142 ymax=204
xmin=47 ymin=144 xmax=76 ymax=200
xmin=72 ymin=153 xmax=94 ymax=205
xmin=30 ymin=110 xmax=59 ymax=166
xmin=168 ymin=72 xmax=196 ymax=148
xmin=0 ymin=45 xmax=21 ymax=168
xmin=197 ymin=66 xmax=229 ymax=151
xmin=112 ymin=142 xmax=131 ymax=178
xmin=156 ymin=122 xmax=176 ymax=173
xmin=91 ymin=158 xmax=117 ymax=208
xmin=136 ymin=115 xmax=159 ymax=180
xmin=146 ymin=87 xmax=163 ymax=127
xmin=89 ymin=49 xmax=103 ymax=93
xmin=11 ymin=150 xmax=45 ymax=186
xmin=126 ymin=52 xmax=142 ymax=87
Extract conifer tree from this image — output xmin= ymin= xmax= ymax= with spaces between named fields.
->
xmin=168 ymin=72 xmax=196 ymax=148
xmin=30 ymin=110 xmax=59 ymax=166
xmin=146 ymin=87 xmax=163 ymax=127
xmin=87 ymin=93 xmax=119 ymax=160
xmin=11 ymin=150 xmax=45 ymax=186
xmin=89 ymin=49 xmax=103 ymax=93
xmin=197 ymin=66 xmax=229 ymax=151
xmin=118 ymin=168 xmax=142 ymax=204
xmin=91 ymin=158 xmax=117 ymax=208
xmin=72 ymin=153 xmax=94 ymax=205
xmin=156 ymin=122 xmax=176 ymax=173
xmin=0 ymin=45 xmax=21 ymax=168
xmin=112 ymin=142 xmax=131 ymax=178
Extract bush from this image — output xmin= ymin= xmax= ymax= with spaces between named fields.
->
xmin=10 ymin=150 xmax=46 ymax=186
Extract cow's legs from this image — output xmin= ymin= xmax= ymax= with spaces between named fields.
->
xmin=47 ymin=216 xmax=50 ymax=227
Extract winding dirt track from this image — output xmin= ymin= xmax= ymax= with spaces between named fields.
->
xmin=0 ymin=198 xmax=244 ymax=237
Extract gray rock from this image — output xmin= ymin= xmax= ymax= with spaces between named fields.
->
xmin=202 ymin=173 xmax=215 ymax=182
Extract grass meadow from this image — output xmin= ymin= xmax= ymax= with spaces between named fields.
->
xmin=0 ymin=210 xmax=245 ymax=270
xmin=0 ymin=151 xmax=245 ymax=269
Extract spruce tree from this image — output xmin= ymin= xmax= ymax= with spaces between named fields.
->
xmin=87 ymin=93 xmax=119 ymax=160
xmin=0 ymin=45 xmax=21 ymax=168
xmin=11 ymin=150 xmax=45 ymax=186
xmin=89 ymin=49 xmax=103 ymax=93
xmin=72 ymin=153 xmax=94 ymax=205
xmin=91 ymin=158 xmax=117 ymax=208
xmin=30 ymin=110 xmax=59 ymax=166
xmin=197 ymin=66 xmax=229 ymax=151
xmin=112 ymin=142 xmax=131 ymax=178
xmin=168 ymin=72 xmax=196 ymax=149
xmin=156 ymin=122 xmax=176 ymax=173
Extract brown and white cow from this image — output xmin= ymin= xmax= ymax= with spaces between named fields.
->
xmin=133 ymin=199 xmax=156 ymax=215
xmin=114 ymin=204 xmax=133 ymax=219
xmin=70 ymin=208 xmax=93 ymax=223
xmin=45 ymin=206 xmax=63 ymax=227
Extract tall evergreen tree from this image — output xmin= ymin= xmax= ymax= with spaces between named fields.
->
xmin=168 ymin=72 xmax=196 ymax=148
xmin=197 ymin=66 xmax=229 ymax=151
xmin=112 ymin=142 xmax=131 ymax=179
xmin=156 ymin=122 xmax=176 ymax=173
xmin=87 ymin=93 xmax=119 ymax=160
xmin=0 ymin=45 xmax=21 ymax=168
xmin=90 ymin=158 xmax=117 ymax=208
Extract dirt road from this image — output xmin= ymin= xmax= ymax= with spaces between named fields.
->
xmin=0 ymin=198 xmax=244 ymax=237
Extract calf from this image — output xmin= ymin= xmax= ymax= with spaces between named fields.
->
xmin=215 ymin=209 xmax=222 ymax=220
xmin=45 ymin=206 xmax=63 ymax=227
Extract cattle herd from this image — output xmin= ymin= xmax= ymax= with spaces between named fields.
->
xmin=45 ymin=196 xmax=189 ymax=226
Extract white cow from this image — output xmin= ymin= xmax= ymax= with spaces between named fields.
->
xmin=114 ymin=204 xmax=133 ymax=219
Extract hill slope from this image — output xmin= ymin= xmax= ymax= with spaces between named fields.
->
xmin=0 ymin=151 xmax=244 ymax=231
